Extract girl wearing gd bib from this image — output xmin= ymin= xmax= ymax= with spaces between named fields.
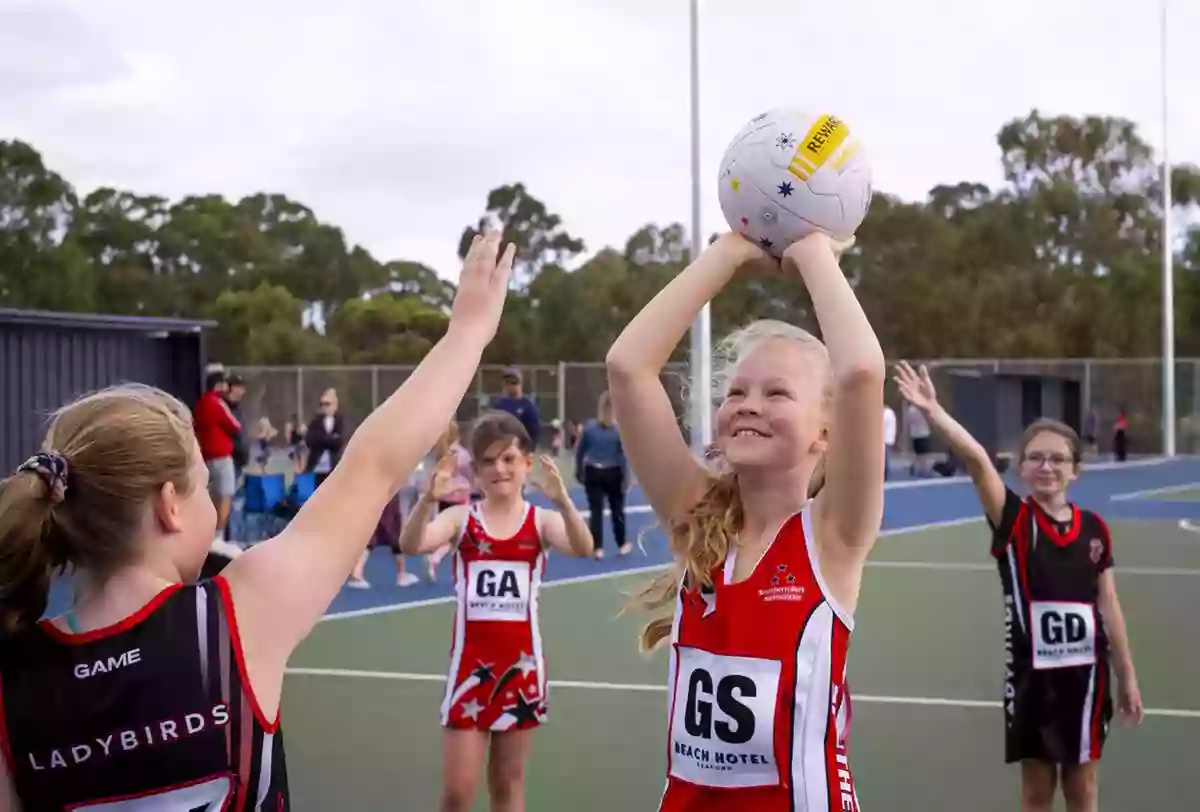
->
xmin=399 ymin=411 xmax=593 ymax=812
xmin=894 ymin=361 xmax=1143 ymax=812
xmin=608 ymin=232 xmax=886 ymax=812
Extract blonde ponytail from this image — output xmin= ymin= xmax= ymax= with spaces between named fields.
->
xmin=627 ymin=473 xmax=743 ymax=652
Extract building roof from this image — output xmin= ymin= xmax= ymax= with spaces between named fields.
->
xmin=0 ymin=308 xmax=216 ymax=333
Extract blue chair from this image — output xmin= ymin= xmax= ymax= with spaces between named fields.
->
xmin=241 ymin=473 xmax=288 ymax=542
xmin=290 ymin=472 xmax=317 ymax=506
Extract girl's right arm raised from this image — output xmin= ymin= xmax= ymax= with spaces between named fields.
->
xmin=605 ymin=234 xmax=763 ymax=523
xmin=225 ymin=233 xmax=513 ymax=689
xmin=893 ymin=361 xmax=1006 ymax=525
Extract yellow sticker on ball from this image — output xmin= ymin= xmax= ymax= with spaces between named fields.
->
xmin=787 ymin=115 xmax=848 ymax=180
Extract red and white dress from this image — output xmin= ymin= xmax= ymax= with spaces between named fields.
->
xmin=661 ymin=507 xmax=860 ymax=812
xmin=440 ymin=502 xmax=549 ymax=731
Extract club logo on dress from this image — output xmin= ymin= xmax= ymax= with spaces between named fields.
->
xmin=1089 ymin=538 xmax=1103 ymax=564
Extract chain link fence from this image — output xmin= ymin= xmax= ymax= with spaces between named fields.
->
xmin=229 ymin=358 xmax=1200 ymax=455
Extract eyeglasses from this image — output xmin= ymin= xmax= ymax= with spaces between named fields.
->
xmin=1022 ymin=452 xmax=1073 ymax=468
xmin=319 ymin=401 xmax=333 ymax=408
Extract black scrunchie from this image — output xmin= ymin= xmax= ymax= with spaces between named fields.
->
xmin=17 ymin=452 xmax=70 ymax=505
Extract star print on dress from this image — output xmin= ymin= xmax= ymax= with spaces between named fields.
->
xmin=776 ymin=132 xmax=796 ymax=149
xmin=460 ymin=698 xmax=484 ymax=721
xmin=474 ymin=539 xmax=492 ymax=556
xmin=777 ymin=181 xmax=794 ymax=197
xmin=505 ymin=690 xmax=542 ymax=727
xmin=730 ymin=177 xmax=741 ymax=192
xmin=513 ymin=652 xmax=538 ymax=677
xmin=489 ymin=657 xmax=529 ymax=703
xmin=758 ymin=236 xmax=774 ymax=250
xmin=446 ymin=661 xmax=495 ymax=708
xmin=700 ymin=587 xmax=717 ymax=619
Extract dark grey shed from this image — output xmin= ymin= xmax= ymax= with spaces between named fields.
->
xmin=0 ymin=309 xmax=215 ymax=472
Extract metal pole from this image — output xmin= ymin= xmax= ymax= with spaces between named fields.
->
xmin=1161 ymin=0 xmax=1176 ymax=456
xmin=687 ymin=0 xmax=712 ymax=452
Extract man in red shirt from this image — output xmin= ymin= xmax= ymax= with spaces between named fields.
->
xmin=194 ymin=370 xmax=242 ymax=544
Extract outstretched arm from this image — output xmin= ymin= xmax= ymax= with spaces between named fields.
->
xmin=606 ymin=235 xmax=764 ymax=523
xmin=894 ymin=361 xmax=1006 ymax=526
xmin=224 ymin=233 xmax=514 ymax=698
xmin=787 ymin=235 xmax=886 ymax=553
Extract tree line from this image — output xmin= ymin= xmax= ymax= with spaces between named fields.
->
xmin=3 ymin=109 xmax=1200 ymax=367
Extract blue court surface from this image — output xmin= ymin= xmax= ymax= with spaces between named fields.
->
xmin=332 ymin=456 xmax=1200 ymax=617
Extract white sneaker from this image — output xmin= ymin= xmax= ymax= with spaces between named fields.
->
xmin=346 ymin=578 xmax=370 ymax=589
xmin=397 ymin=571 xmax=420 ymax=587
xmin=210 ymin=539 xmax=244 ymax=559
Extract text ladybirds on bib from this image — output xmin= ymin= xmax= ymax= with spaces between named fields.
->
xmin=1031 ymin=601 xmax=1096 ymax=670
xmin=466 ymin=560 xmax=531 ymax=622
xmin=669 ymin=647 xmax=781 ymax=789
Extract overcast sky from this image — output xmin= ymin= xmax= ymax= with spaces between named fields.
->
xmin=2 ymin=0 xmax=1197 ymax=277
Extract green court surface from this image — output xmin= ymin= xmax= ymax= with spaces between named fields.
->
xmin=281 ymin=519 xmax=1200 ymax=811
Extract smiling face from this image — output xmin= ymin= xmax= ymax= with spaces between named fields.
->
xmin=714 ymin=335 xmax=829 ymax=471
xmin=1019 ymin=427 xmax=1079 ymax=501
xmin=473 ymin=438 xmax=533 ymax=498
xmin=470 ymin=411 xmax=534 ymax=500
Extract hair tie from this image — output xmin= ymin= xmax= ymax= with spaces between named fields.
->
xmin=17 ymin=452 xmax=70 ymax=505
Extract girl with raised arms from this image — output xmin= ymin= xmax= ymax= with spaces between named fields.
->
xmin=399 ymin=411 xmax=593 ymax=812
xmin=894 ymin=361 xmax=1142 ymax=812
xmin=0 ymin=232 xmax=515 ymax=811
xmin=607 ymin=231 xmax=885 ymax=812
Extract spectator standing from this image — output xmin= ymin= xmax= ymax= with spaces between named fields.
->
xmin=489 ymin=366 xmax=540 ymax=446
xmin=1083 ymin=407 xmax=1099 ymax=458
xmin=194 ymin=370 xmax=242 ymax=544
xmin=1113 ymin=408 xmax=1129 ymax=462
xmin=285 ymin=414 xmax=307 ymax=473
xmin=347 ymin=492 xmax=419 ymax=589
xmin=905 ymin=400 xmax=932 ymax=476
xmin=576 ymin=391 xmax=630 ymax=559
xmin=304 ymin=388 xmax=346 ymax=487
xmin=224 ymin=374 xmax=248 ymax=481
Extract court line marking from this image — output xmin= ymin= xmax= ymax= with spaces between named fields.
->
xmin=321 ymin=516 xmax=986 ymax=621
xmin=282 ymin=668 xmax=1200 ymax=719
xmin=1111 ymin=481 xmax=1200 ymax=501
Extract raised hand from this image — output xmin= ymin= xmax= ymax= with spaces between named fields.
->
xmin=450 ymin=230 xmax=516 ymax=342
xmin=423 ymin=456 xmax=459 ymax=503
xmin=893 ymin=361 xmax=939 ymax=413
xmin=782 ymin=232 xmax=855 ymax=274
xmin=529 ymin=454 xmax=571 ymax=507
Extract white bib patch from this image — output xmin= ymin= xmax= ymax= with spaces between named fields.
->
xmin=1031 ymin=601 xmax=1096 ymax=670
xmin=669 ymin=647 xmax=781 ymax=789
xmin=466 ymin=560 xmax=531 ymax=622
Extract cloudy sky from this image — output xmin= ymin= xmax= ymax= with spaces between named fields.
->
xmin=2 ymin=0 xmax=1197 ymax=277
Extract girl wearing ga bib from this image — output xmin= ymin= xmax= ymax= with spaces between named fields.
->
xmin=399 ymin=411 xmax=593 ymax=812
xmin=894 ymin=361 xmax=1143 ymax=811
xmin=609 ymin=232 xmax=887 ymax=811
